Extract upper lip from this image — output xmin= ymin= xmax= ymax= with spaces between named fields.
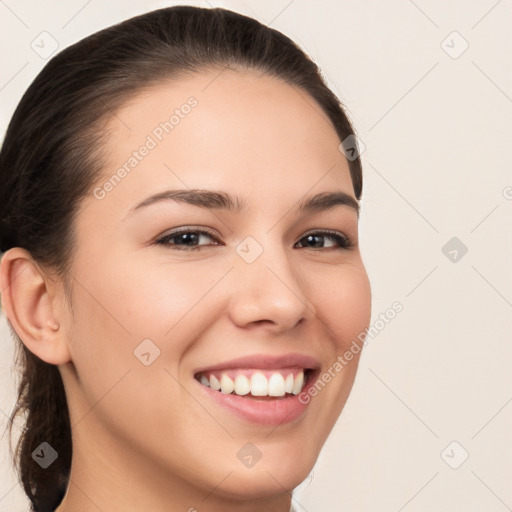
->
xmin=193 ymin=352 xmax=321 ymax=375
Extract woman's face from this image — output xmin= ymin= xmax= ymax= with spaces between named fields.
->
xmin=59 ymin=69 xmax=371 ymax=503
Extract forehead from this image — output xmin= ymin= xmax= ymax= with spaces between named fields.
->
xmin=93 ymin=68 xmax=353 ymax=215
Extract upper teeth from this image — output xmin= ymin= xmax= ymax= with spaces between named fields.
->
xmin=198 ymin=370 xmax=306 ymax=397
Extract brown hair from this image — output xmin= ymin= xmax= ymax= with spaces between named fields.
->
xmin=0 ymin=5 xmax=363 ymax=511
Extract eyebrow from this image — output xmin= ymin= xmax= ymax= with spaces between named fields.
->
xmin=124 ymin=188 xmax=359 ymax=219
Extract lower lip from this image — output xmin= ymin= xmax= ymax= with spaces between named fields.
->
xmin=195 ymin=370 xmax=319 ymax=426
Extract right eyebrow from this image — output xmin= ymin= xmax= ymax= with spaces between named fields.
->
xmin=124 ymin=189 xmax=249 ymax=219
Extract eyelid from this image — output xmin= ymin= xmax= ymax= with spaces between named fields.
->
xmin=156 ymin=225 xmax=220 ymax=241
xmin=302 ymin=228 xmax=346 ymax=238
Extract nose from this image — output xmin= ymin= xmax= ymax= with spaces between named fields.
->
xmin=227 ymin=237 xmax=315 ymax=332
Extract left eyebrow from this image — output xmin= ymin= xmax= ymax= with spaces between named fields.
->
xmin=123 ymin=188 xmax=359 ymax=220
xmin=296 ymin=190 xmax=360 ymax=217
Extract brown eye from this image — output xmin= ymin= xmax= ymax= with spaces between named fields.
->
xmin=155 ymin=228 xmax=221 ymax=251
xmin=155 ymin=228 xmax=353 ymax=252
xmin=295 ymin=231 xmax=352 ymax=250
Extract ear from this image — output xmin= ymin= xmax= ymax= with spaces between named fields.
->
xmin=0 ymin=247 xmax=71 ymax=365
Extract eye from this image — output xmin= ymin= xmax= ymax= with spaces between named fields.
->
xmin=295 ymin=230 xmax=353 ymax=250
xmin=155 ymin=228 xmax=353 ymax=251
xmin=155 ymin=228 xmax=221 ymax=251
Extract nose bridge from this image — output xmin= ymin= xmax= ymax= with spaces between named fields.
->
xmin=228 ymin=231 xmax=313 ymax=328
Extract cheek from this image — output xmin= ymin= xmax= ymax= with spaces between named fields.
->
xmin=312 ymin=264 xmax=372 ymax=350
xmin=118 ymin=259 xmax=229 ymax=339
xmin=75 ymin=247 xmax=219 ymax=339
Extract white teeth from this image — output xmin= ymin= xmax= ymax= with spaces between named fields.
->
xmin=200 ymin=370 xmax=307 ymax=397
xmin=284 ymin=373 xmax=294 ymax=393
xmin=292 ymin=371 xmax=304 ymax=395
xmin=220 ymin=373 xmax=235 ymax=394
xmin=209 ymin=374 xmax=221 ymax=391
xmin=234 ymin=374 xmax=251 ymax=396
xmin=268 ymin=373 xmax=285 ymax=396
xmin=250 ymin=372 xmax=268 ymax=396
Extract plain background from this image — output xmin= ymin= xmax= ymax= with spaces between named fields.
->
xmin=1 ymin=1 xmax=511 ymax=511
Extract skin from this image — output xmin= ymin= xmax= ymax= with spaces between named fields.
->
xmin=0 ymin=68 xmax=371 ymax=512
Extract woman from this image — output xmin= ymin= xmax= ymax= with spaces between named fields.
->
xmin=0 ymin=5 xmax=371 ymax=512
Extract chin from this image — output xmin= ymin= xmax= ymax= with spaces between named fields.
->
xmin=216 ymin=469 xmax=311 ymax=501
xmin=213 ymin=444 xmax=318 ymax=500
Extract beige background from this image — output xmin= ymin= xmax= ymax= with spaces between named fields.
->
xmin=1 ymin=1 xmax=511 ymax=511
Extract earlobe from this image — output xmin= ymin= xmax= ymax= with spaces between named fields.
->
xmin=0 ymin=248 xmax=70 ymax=365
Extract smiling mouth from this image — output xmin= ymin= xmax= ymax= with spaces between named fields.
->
xmin=194 ymin=368 xmax=315 ymax=399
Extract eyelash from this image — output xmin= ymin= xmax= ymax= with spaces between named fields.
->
xmin=154 ymin=227 xmax=353 ymax=251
